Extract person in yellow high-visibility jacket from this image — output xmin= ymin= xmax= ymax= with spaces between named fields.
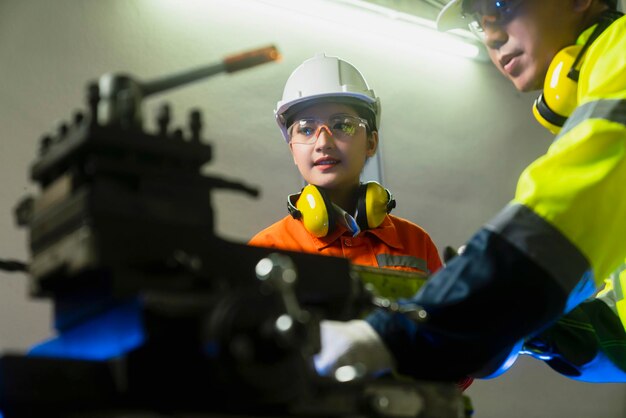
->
xmin=313 ymin=0 xmax=626 ymax=383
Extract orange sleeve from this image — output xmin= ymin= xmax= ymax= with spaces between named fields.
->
xmin=425 ymin=232 xmax=443 ymax=274
xmin=248 ymin=216 xmax=316 ymax=253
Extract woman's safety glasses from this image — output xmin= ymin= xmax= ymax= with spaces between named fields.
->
xmin=462 ymin=0 xmax=524 ymax=39
xmin=288 ymin=114 xmax=369 ymax=144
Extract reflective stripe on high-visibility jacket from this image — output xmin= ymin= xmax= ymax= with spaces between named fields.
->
xmin=367 ymin=14 xmax=626 ymax=381
xmin=557 ymin=99 xmax=626 ymax=139
xmin=485 ymin=203 xmax=589 ymax=295
xmin=376 ymin=254 xmax=429 ymax=272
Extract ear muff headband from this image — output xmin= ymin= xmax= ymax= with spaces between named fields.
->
xmin=287 ymin=184 xmax=335 ymax=237
xmin=355 ymin=181 xmax=396 ymax=230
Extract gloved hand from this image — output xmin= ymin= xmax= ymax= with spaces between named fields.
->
xmin=442 ymin=244 xmax=466 ymax=264
xmin=313 ymin=319 xmax=395 ymax=376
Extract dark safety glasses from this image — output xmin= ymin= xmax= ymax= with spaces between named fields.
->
xmin=462 ymin=0 xmax=525 ymax=39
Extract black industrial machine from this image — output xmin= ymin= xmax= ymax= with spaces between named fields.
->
xmin=0 ymin=45 xmax=464 ymax=418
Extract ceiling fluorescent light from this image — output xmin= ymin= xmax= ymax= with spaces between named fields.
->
xmin=333 ymin=0 xmax=483 ymax=59
xmin=257 ymin=0 xmax=485 ymax=60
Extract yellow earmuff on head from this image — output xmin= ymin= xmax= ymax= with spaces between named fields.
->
xmin=532 ymin=44 xmax=581 ymax=135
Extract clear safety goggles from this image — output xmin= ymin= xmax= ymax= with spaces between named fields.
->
xmin=462 ymin=0 xmax=524 ymax=40
xmin=288 ymin=114 xmax=369 ymax=145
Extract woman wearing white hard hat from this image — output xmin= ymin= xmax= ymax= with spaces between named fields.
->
xmin=249 ymin=53 xmax=473 ymax=391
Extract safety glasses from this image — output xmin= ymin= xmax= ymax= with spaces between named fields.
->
xmin=288 ymin=114 xmax=369 ymax=144
xmin=462 ymin=0 xmax=524 ymax=39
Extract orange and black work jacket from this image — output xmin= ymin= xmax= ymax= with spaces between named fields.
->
xmin=249 ymin=214 xmax=442 ymax=276
xmin=367 ymin=13 xmax=626 ymax=382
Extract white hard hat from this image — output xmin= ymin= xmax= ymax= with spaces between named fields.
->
xmin=436 ymin=0 xmax=468 ymax=32
xmin=275 ymin=53 xmax=381 ymax=142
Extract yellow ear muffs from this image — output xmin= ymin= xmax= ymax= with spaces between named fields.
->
xmin=355 ymin=181 xmax=396 ymax=230
xmin=532 ymin=44 xmax=582 ymax=135
xmin=287 ymin=182 xmax=395 ymax=237
xmin=287 ymin=184 xmax=335 ymax=237
xmin=532 ymin=9 xmax=624 ymax=135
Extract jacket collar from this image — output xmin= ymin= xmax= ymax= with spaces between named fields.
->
xmin=310 ymin=215 xmax=404 ymax=251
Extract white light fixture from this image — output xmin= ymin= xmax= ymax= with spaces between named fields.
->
xmin=333 ymin=0 xmax=483 ymax=59
xmin=257 ymin=0 xmax=485 ymax=60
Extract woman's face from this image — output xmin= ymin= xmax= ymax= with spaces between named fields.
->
xmin=288 ymin=102 xmax=377 ymax=193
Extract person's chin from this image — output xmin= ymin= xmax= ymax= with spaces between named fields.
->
xmin=511 ymin=67 xmax=544 ymax=92
xmin=511 ymin=74 xmax=542 ymax=92
xmin=310 ymin=176 xmax=336 ymax=189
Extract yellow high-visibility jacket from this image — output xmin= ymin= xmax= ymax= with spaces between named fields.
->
xmin=512 ymin=16 xmax=626 ymax=307
xmin=498 ymin=14 xmax=626 ymax=381
xmin=367 ymin=14 xmax=626 ymax=382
